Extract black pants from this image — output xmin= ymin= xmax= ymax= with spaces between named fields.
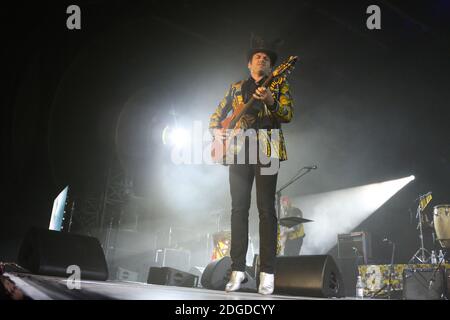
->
xmin=284 ymin=237 xmax=303 ymax=256
xmin=229 ymin=163 xmax=278 ymax=274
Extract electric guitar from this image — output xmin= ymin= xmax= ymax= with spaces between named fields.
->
xmin=210 ymin=55 xmax=298 ymax=163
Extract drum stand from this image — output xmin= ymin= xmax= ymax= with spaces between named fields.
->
xmin=409 ymin=201 xmax=431 ymax=264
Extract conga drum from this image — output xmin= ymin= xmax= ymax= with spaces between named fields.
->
xmin=433 ymin=205 xmax=450 ymax=248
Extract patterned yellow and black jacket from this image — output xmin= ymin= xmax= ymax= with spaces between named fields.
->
xmin=209 ymin=75 xmax=294 ymax=161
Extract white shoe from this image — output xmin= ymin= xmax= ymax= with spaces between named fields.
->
xmin=225 ymin=271 xmax=246 ymax=292
xmin=258 ymin=272 xmax=274 ymax=295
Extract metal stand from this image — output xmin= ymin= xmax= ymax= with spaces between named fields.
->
xmin=104 ymin=216 xmax=115 ymax=261
xmin=372 ymin=239 xmax=395 ymax=299
xmin=409 ymin=194 xmax=432 ymax=264
xmin=67 ymin=201 xmax=76 ymax=232
xmin=275 ymin=166 xmax=317 ymax=220
xmin=429 ymin=252 xmax=446 ymax=292
xmin=386 ymin=241 xmax=396 ymax=299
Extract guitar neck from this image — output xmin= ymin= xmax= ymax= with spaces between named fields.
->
xmin=229 ymin=75 xmax=274 ymax=128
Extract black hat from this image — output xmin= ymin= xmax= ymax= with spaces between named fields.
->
xmin=247 ymin=34 xmax=283 ymax=66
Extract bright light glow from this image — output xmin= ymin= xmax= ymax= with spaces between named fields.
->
xmin=162 ymin=126 xmax=190 ymax=148
xmin=292 ymin=175 xmax=415 ymax=254
xmin=170 ymin=128 xmax=189 ymax=148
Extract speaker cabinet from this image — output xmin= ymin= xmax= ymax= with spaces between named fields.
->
xmin=155 ymin=248 xmax=191 ymax=272
xmin=18 ymin=227 xmax=108 ymax=281
xmin=201 ymin=255 xmax=342 ymax=297
xmin=201 ymin=257 xmax=232 ymax=290
xmin=147 ymin=267 xmax=198 ymax=288
xmin=338 ymin=232 xmax=371 ymax=264
xmin=403 ymin=268 xmax=447 ymax=300
xmin=274 ymin=255 xmax=345 ymax=298
xmin=200 ymin=257 xmax=256 ymax=291
xmin=337 ymin=257 xmax=359 ymax=297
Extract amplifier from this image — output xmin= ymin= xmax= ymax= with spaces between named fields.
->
xmin=148 ymin=267 xmax=199 ymax=288
xmin=338 ymin=231 xmax=371 ymax=264
xmin=156 ymin=248 xmax=191 ymax=272
xmin=116 ymin=266 xmax=140 ymax=282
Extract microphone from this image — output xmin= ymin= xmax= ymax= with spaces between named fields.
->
xmin=305 ymin=165 xmax=318 ymax=170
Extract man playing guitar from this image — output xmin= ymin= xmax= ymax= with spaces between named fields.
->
xmin=209 ymin=36 xmax=296 ymax=295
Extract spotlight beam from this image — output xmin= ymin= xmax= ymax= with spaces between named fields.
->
xmin=291 ymin=175 xmax=415 ymax=254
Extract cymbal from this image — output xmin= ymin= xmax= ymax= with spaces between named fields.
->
xmin=279 ymin=217 xmax=313 ymax=228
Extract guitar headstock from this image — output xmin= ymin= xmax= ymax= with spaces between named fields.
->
xmin=272 ymin=55 xmax=298 ymax=78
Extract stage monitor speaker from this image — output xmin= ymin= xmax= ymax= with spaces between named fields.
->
xmin=201 ymin=257 xmax=232 ymax=290
xmin=200 ymin=257 xmax=256 ymax=291
xmin=403 ymin=268 xmax=446 ymax=300
xmin=274 ymin=255 xmax=345 ymax=298
xmin=17 ymin=227 xmax=108 ymax=281
xmin=337 ymin=257 xmax=359 ymax=297
xmin=147 ymin=267 xmax=198 ymax=288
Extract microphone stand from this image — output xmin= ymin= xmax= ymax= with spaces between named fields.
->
xmin=428 ymin=252 xmax=446 ymax=295
xmin=275 ymin=166 xmax=316 ymax=220
xmin=371 ymin=239 xmax=395 ymax=299
xmin=387 ymin=241 xmax=395 ymax=299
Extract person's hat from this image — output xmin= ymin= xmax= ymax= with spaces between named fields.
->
xmin=247 ymin=34 xmax=283 ymax=66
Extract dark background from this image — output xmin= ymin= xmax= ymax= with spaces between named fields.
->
xmin=2 ymin=0 xmax=449 ymax=265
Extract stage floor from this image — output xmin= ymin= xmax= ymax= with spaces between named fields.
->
xmin=5 ymin=272 xmax=358 ymax=300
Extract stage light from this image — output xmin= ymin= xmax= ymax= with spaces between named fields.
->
xmin=291 ymin=175 xmax=415 ymax=254
xmin=170 ymin=128 xmax=189 ymax=148
xmin=162 ymin=125 xmax=190 ymax=148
